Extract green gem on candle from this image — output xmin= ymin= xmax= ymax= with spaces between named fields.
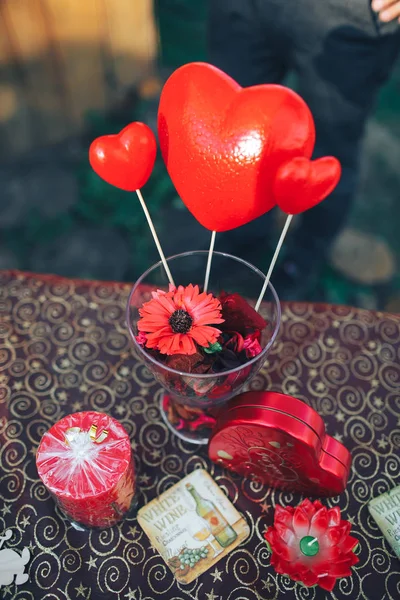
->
xmin=300 ymin=535 xmax=319 ymax=557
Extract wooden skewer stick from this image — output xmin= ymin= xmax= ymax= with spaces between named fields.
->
xmin=255 ymin=214 xmax=293 ymax=312
xmin=135 ymin=189 xmax=175 ymax=287
xmin=203 ymin=230 xmax=217 ymax=293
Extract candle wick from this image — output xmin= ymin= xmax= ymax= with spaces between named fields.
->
xmin=308 ymin=537 xmax=317 ymax=546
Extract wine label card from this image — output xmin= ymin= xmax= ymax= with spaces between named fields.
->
xmin=137 ymin=469 xmax=250 ymax=583
xmin=368 ymin=485 xmax=400 ymax=559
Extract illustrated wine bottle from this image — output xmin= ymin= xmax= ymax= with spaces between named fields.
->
xmin=185 ymin=483 xmax=237 ymax=548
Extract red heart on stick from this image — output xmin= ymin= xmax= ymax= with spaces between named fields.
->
xmin=274 ymin=156 xmax=341 ymax=215
xmin=89 ymin=122 xmax=157 ymax=191
xmin=158 ymin=63 xmax=317 ymax=232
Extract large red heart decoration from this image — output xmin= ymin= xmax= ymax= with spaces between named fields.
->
xmin=89 ymin=122 xmax=157 ymax=191
xmin=158 ymin=63 xmax=317 ymax=232
xmin=274 ymin=156 xmax=341 ymax=214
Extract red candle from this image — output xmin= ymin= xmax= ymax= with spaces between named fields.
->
xmin=36 ymin=411 xmax=136 ymax=528
xmin=264 ymin=499 xmax=359 ymax=592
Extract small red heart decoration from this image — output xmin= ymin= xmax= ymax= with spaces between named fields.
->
xmin=158 ymin=63 xmax=317 ymax=232
xmin=274 ymin=156 xmax=341 ymax=215
xmin=89 ymin=122 xmax=157 ymax=191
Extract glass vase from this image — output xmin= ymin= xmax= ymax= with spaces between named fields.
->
xmin=126 ymin=251 xmax=281 ymax=444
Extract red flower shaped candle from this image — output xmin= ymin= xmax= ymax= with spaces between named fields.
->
xmin=264 ymin=499 xmax=359 ymax=591
xmin=36 ymin=412 xmax=136 ymax=528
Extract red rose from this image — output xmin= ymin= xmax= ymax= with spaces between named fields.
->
xmin=219 ymin=292 xmax=267 ymax=334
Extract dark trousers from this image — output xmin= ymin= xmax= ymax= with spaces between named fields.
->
xmin=208 ymin=0 xmax=400 ymax=269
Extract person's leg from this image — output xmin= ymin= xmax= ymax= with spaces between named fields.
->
xmin=277 ymin=2 xmax=400 ymax=297
xmin=207 ymin=0 xmax=289 ymax=266
xmin=208 ymin=0 xmax=288 ymax=86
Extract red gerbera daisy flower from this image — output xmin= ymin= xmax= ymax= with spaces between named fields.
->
xmin=264 ymin=499 xmax=359 ymax=592
xmin=137 ymin=284 xmax=224 ymax=356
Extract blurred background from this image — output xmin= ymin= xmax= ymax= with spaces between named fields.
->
xmin=0 ymin=0 xmax=399 ymax=311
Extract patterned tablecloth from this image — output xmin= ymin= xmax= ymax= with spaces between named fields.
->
xmin=0 ymin=270 xmax=399 ymax=600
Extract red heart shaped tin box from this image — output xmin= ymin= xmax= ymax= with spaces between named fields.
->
xmin=208 ymin=391 xmax=351 ymax=496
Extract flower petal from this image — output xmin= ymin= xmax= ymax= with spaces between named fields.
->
xmin=293 ymin=506 xmax=310 ymax=538
xmin=338 ymin=535 xmax=359 ymax=555
xmin=327 ymin=507 xmax=341 ymax=527
xmin=270 ymin=555 xmax=288 ymax=574
xmin=264 ymin=527 xmax=275 ymax=546
xmin=156 ymin=333 xmax=197 ymax=355
xmin=300 ymin=499 xmax=317 ymax=521
xmin=145 ymin=327 xmax=172 ymax=340
xmin=151 ymin=288 xmax=169 ymax=299
xmin=309 ymin=506 xmax=328 ymax=538
xmin=170 ymin=334 xmax=183 ymax=355
xmin=318 ymin=575 xmax=337 ymax=592
xmin=339 ymin=521 xmax=351 ymax=537
xmin=156 ymin=335 xmax=176 ymax=355
xmin=194 ymin=312 xmax=225 ymax=326
xmin=299 ymin=570 xmax=319 ymax=588
xmin=190 ymin=325 xmax=220 ymax=347
xmin=275 ymin=522 xmax=296 ymax=546
xmin=326 ymin=526 xmax=342 ymax=546
xmin=156 ymin=293 xmax=178 ymax=314
xmin=316 ymin=557 xmax=354 ymax=579
xmin=144 ymin=336 xmax=159 ymax=349
xmin=179 ymin=335 xmax=197 ymax=355
xmin=271 ymin=537 xmax=291 ymax=561
xmin=274 ymin=505 xmax=294 ymax=527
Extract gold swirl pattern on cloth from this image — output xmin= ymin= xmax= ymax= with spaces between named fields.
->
xmin=0 ymin=270 xmax=399 ymax=600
